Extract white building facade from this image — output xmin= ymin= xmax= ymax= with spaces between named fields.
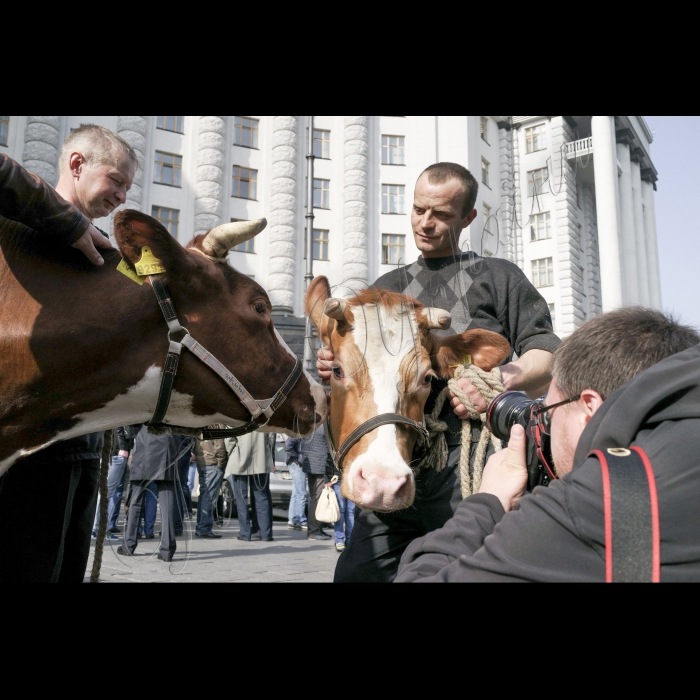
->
xmin=0 ymin=115 xmax=661 ymax=341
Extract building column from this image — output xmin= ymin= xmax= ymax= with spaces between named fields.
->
xmin=117 ymin=116 xmax=148 ymax=212
xmin=641 ymin=179 xmax=662 ymax=309
xmin=343 ymin=116 xmax=369 ymax=286
xmin=22 ymin=116 xmax=62 ymax=186
xmin=616 ymin=139 xmax=639 ymax=304
xmin=511 ymin=125 xmax=524 ymax=269
xmin=268 ymin=116 xmax=298 ymax=314
xmin=498 ymin=124 xmax=515 ymax=263
xmin=194 ymin=116 xmax=226 ymax=235
xmin=631 ymin=158 xmax=650 ymax=306
xmin=582 ymin=183 xmax=602 ymax=316
xmin=591 ymin=115 xmax=624 ymax=312
xmin=552 ymin=116 xmax=586 ymax=335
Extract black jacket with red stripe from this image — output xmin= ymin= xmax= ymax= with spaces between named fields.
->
xmin=395 ymin=343 xmax=700 ymax=582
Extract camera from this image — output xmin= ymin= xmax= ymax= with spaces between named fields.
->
xmin=486 ymin=391 xmax=556 ymax=492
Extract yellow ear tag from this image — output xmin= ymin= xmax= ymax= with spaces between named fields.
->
xmin=449 ymin=355 xmax=472 ymax=369
xmin=117 ymin=258 xmax=145 ymax=285
xmin=135 ymin=247 xmax=166 ymax=277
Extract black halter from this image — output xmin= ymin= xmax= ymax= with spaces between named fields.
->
xmin=325 ymin=413 xmax=429 ymax=471
xmin=146 ymin=276 xmax=304 ymax=440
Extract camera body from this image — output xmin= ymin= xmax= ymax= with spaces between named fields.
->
xmin=486 ymin=391 xmax=556 ymax=492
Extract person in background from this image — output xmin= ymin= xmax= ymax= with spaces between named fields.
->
xmin=226 ymin=432 xmax=275 ymax=542
xmin=286 ymin=433 xmax=308 ymax=532
xmin=172 ymin=434 xmax=193 ymax=536
xmin=118 ymin=426 xmax=180 ymax=562
xmin=286 ymin=425 xmax=333 ymax=542
xmin=193 ymin=428 xmax=228 ymax=540
xmin=325 ymin=452 xmax=355 ymax=553
xmin=92 ymin=424 xmax=141 ymax=542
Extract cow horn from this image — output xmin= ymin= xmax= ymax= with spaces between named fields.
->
xmin=420 ymin=308 xmax=452 ymax=330
xmin=324 ymin=298 xmax=347 ymax=320
xmin=203 ymin=218 xmax=267 ymax=258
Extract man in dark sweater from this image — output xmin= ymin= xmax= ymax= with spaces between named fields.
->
xmin=396 ymin=309 xmax=700 ymax=582
xmin=0 ymin=126 xmax=136 ymax=582
xmin=318 ymin=162 xmax=560 ymax=583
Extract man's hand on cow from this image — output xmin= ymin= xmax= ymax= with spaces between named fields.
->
xmin=71 ymin=223 xmax=113 ymax=266
xmin=317 ymin=345 xmax=334 ymax=386
xmin=478 ymin=424 xmax=528 ymax=512
xmin=449 ymin=377 xmax=489 ymax=416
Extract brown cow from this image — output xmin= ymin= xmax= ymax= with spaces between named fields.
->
xmin=0 ymin=210 xmax=327 ymax=475
xmin=305 ymin=276 xmax=510 ymax=513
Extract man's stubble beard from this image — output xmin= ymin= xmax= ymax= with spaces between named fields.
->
xmin=552 ymin=418 xmax=577 ymax=478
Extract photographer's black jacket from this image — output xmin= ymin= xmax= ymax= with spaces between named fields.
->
xmin=395 ymin=343 xmax=700 ymax=582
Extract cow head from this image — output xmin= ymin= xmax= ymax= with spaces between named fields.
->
xmin=114 ymin=210 xmax=327 ymax=436
xmin=305 ymin=276 xmax=510 ymax=512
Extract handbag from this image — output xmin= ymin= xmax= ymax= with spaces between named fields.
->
xmin=315 ymin=476 xmax=341 ymax=524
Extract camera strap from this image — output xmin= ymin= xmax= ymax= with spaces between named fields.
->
xmin=588 ymin=447 xmax=660 ymax=583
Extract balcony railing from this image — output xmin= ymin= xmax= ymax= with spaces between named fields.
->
xmin=565 ymin=136 xmax=593 ymax=159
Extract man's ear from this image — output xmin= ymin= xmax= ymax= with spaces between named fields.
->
xmin=114 ymin=209 xmax=192 ymax=275
xmin=581 ymin=389 xmax=605 ymax=421
xmin=305 ymin=276 xmax=332 ymax=334
xmin=432 ymin=329 xmax=511 ymax=378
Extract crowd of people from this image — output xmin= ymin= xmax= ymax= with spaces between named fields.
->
xmin=93 ymin=423 xmax=354 ymax=563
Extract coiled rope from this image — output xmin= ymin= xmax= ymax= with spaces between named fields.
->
xmin=418 ymin=364 xmax=505 ymax=498
xmin=90 ymin=429 xmax=114 ymax=584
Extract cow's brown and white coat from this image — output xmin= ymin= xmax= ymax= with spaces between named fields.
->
xmin=306 ymin=276 xmax=510 ymax=512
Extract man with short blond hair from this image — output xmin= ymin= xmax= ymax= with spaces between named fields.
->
xmin=0 ymin=125 xmax=137 ymax=582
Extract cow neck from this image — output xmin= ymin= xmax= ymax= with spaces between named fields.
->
xmin=325 ymin=413 xmax=429 ymax=472
xmin=147 ymin=275 xmax=303 ymax=440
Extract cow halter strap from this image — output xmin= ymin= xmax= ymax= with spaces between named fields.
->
xmin=325 ymin=414 xmax=429 ymax=471
xmin=146 ymin=276 xmax=303 ymax=440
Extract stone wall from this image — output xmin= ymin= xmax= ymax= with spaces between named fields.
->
xmin=22 ymin=116 xmax=61 ymax=186
xmin=194 ymin=116 xmax=226 ymax=235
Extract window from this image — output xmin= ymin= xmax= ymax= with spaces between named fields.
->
xmin=382 ymin=184 xmax=405 ymax=214
xmin=530 ymin=212 xmax=552 ymax=241
xmin=232 ymin=166 xmax=258 ymax=200
xmin=313 ymin=229 xmax=330 ymax=260
xmin=525 ymin=124 xmax=547 ymax=154
xmin=234 ymin=117 xmax=259 ymax=149
xmin=157 ymin=116 xmax=184 ymax=133
xmin=152 ymin=206 xmax=179 ymax=237
xmin=313 ymin=179 xmax=330 ymax=209
xmin=532 ymin=257 xmax=554 ymax=288
xmin=154 ymin=151 xmax=182 ymax=187
xmin=480 ymin=116 xmax=489 ymax=144
xmin=483 ymin=203 xmax=492 ymax=232
xmin=382 ymin=234 xmax=405 ymax=265
xmin=528 ymin=167 xmax=548 ymax=197
xmin=313 ymin=129 xmax=330 ymax=159
xmin=0 ymin=116 xmax=8 ymax=146
xmin=382 ymin=135 xmax=405 ymax=165
xmin=548 ymin=303 xmax=556 ymax=330
xmin=481 ymin=158 xmax=490 ymax=187
xmin=230 ymin=219 xmax=255 ymax=253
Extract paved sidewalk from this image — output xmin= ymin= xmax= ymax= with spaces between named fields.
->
xmin=85 ymin=516 xmax=339 ymax=583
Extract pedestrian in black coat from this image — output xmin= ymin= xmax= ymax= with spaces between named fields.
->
xmin=119 ymin=427 xmax=185 ymax=562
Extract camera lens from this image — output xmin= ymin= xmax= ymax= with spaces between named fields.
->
xmin=486 ymin=391 xmax=535 ymax=441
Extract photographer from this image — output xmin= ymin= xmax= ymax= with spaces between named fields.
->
xmin=396 ymin=308 xmax=700 ymax=582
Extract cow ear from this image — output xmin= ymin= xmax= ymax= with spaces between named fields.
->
xmin=432 ymin=329 xmax=511 ymax=378
xmin=305 ymin=276 xmax=332 ymax=333
xmin=113 ymin=209 xmax=191 ymax=275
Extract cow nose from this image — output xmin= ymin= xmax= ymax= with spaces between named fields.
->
xmin=351 ymin=465 xmax=413 ymax=512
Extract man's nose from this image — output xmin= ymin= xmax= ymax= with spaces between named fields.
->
xmin=421 ymin=213 xmax=434 ymax=230
xmin=115 ymin=188 xmax=126 ymax=204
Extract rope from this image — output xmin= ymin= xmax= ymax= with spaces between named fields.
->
xmin=90 ymin=429 xmax=114 ymax=584
xmin=417 ymin=364 xmax=505 ymax=498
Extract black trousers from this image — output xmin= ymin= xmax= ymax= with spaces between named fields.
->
xmin=334 ymin=445 xmax=467 ymax=583
xmin=233 ymin=474 xmax=273 ymax=540
xmin=0 ymin=458 xmax=100 ymax=583
xmin=125 ymin=480 xmax=177 ymax=560
xmin=307 ymin=473 xmax=328 ymax=537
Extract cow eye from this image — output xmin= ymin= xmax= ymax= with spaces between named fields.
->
xmin=423 ymin=374 xmax=434 ymax=385
xmin=254 ymin=302 xmax=266 ymax=315
xmin=332 ymin=366 xmax=344 ymax=379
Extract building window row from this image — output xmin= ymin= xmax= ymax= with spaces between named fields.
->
xmin=481 ymin=158 xmax=490 ymax=188
xmin=382 ymin=135 xmax=405 ymax=165
xmin=154 ymin=151 xmax=182 ymax=187
xmin=234 ymin=116 xmax=259 ymax=149
xmin=525 ymin=124 xmax=547 ymax=154
xmin=530 ymin=211 xmax=552 ymax=241
xmin=152 ymin=206 xmax=179 ymax=237
xmin=480 ymin=116 xmax=489 ymax=144
xmin=157 ymin=116 xmax=184 ymax=134
xmin=0 ymin=116 xmax=9 ymax=146
xmin=233 ymin=166 xmax=258 ymax=200
xmin=532 ymin=257 xmax=553 ymax=288
xmin=528 ymin=167 xmax=549 ymax=197
xmin=382 ymin=233 xmax=405 ymax=265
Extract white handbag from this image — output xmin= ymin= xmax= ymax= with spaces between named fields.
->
xmin=315 ymin=476 xmax=341 ymax=523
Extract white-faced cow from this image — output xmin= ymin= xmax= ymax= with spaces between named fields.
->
xmin=305 ymin=276 xmax=510 ymax=513
xmin=0 ymin=210 xmax=327 ymax=475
